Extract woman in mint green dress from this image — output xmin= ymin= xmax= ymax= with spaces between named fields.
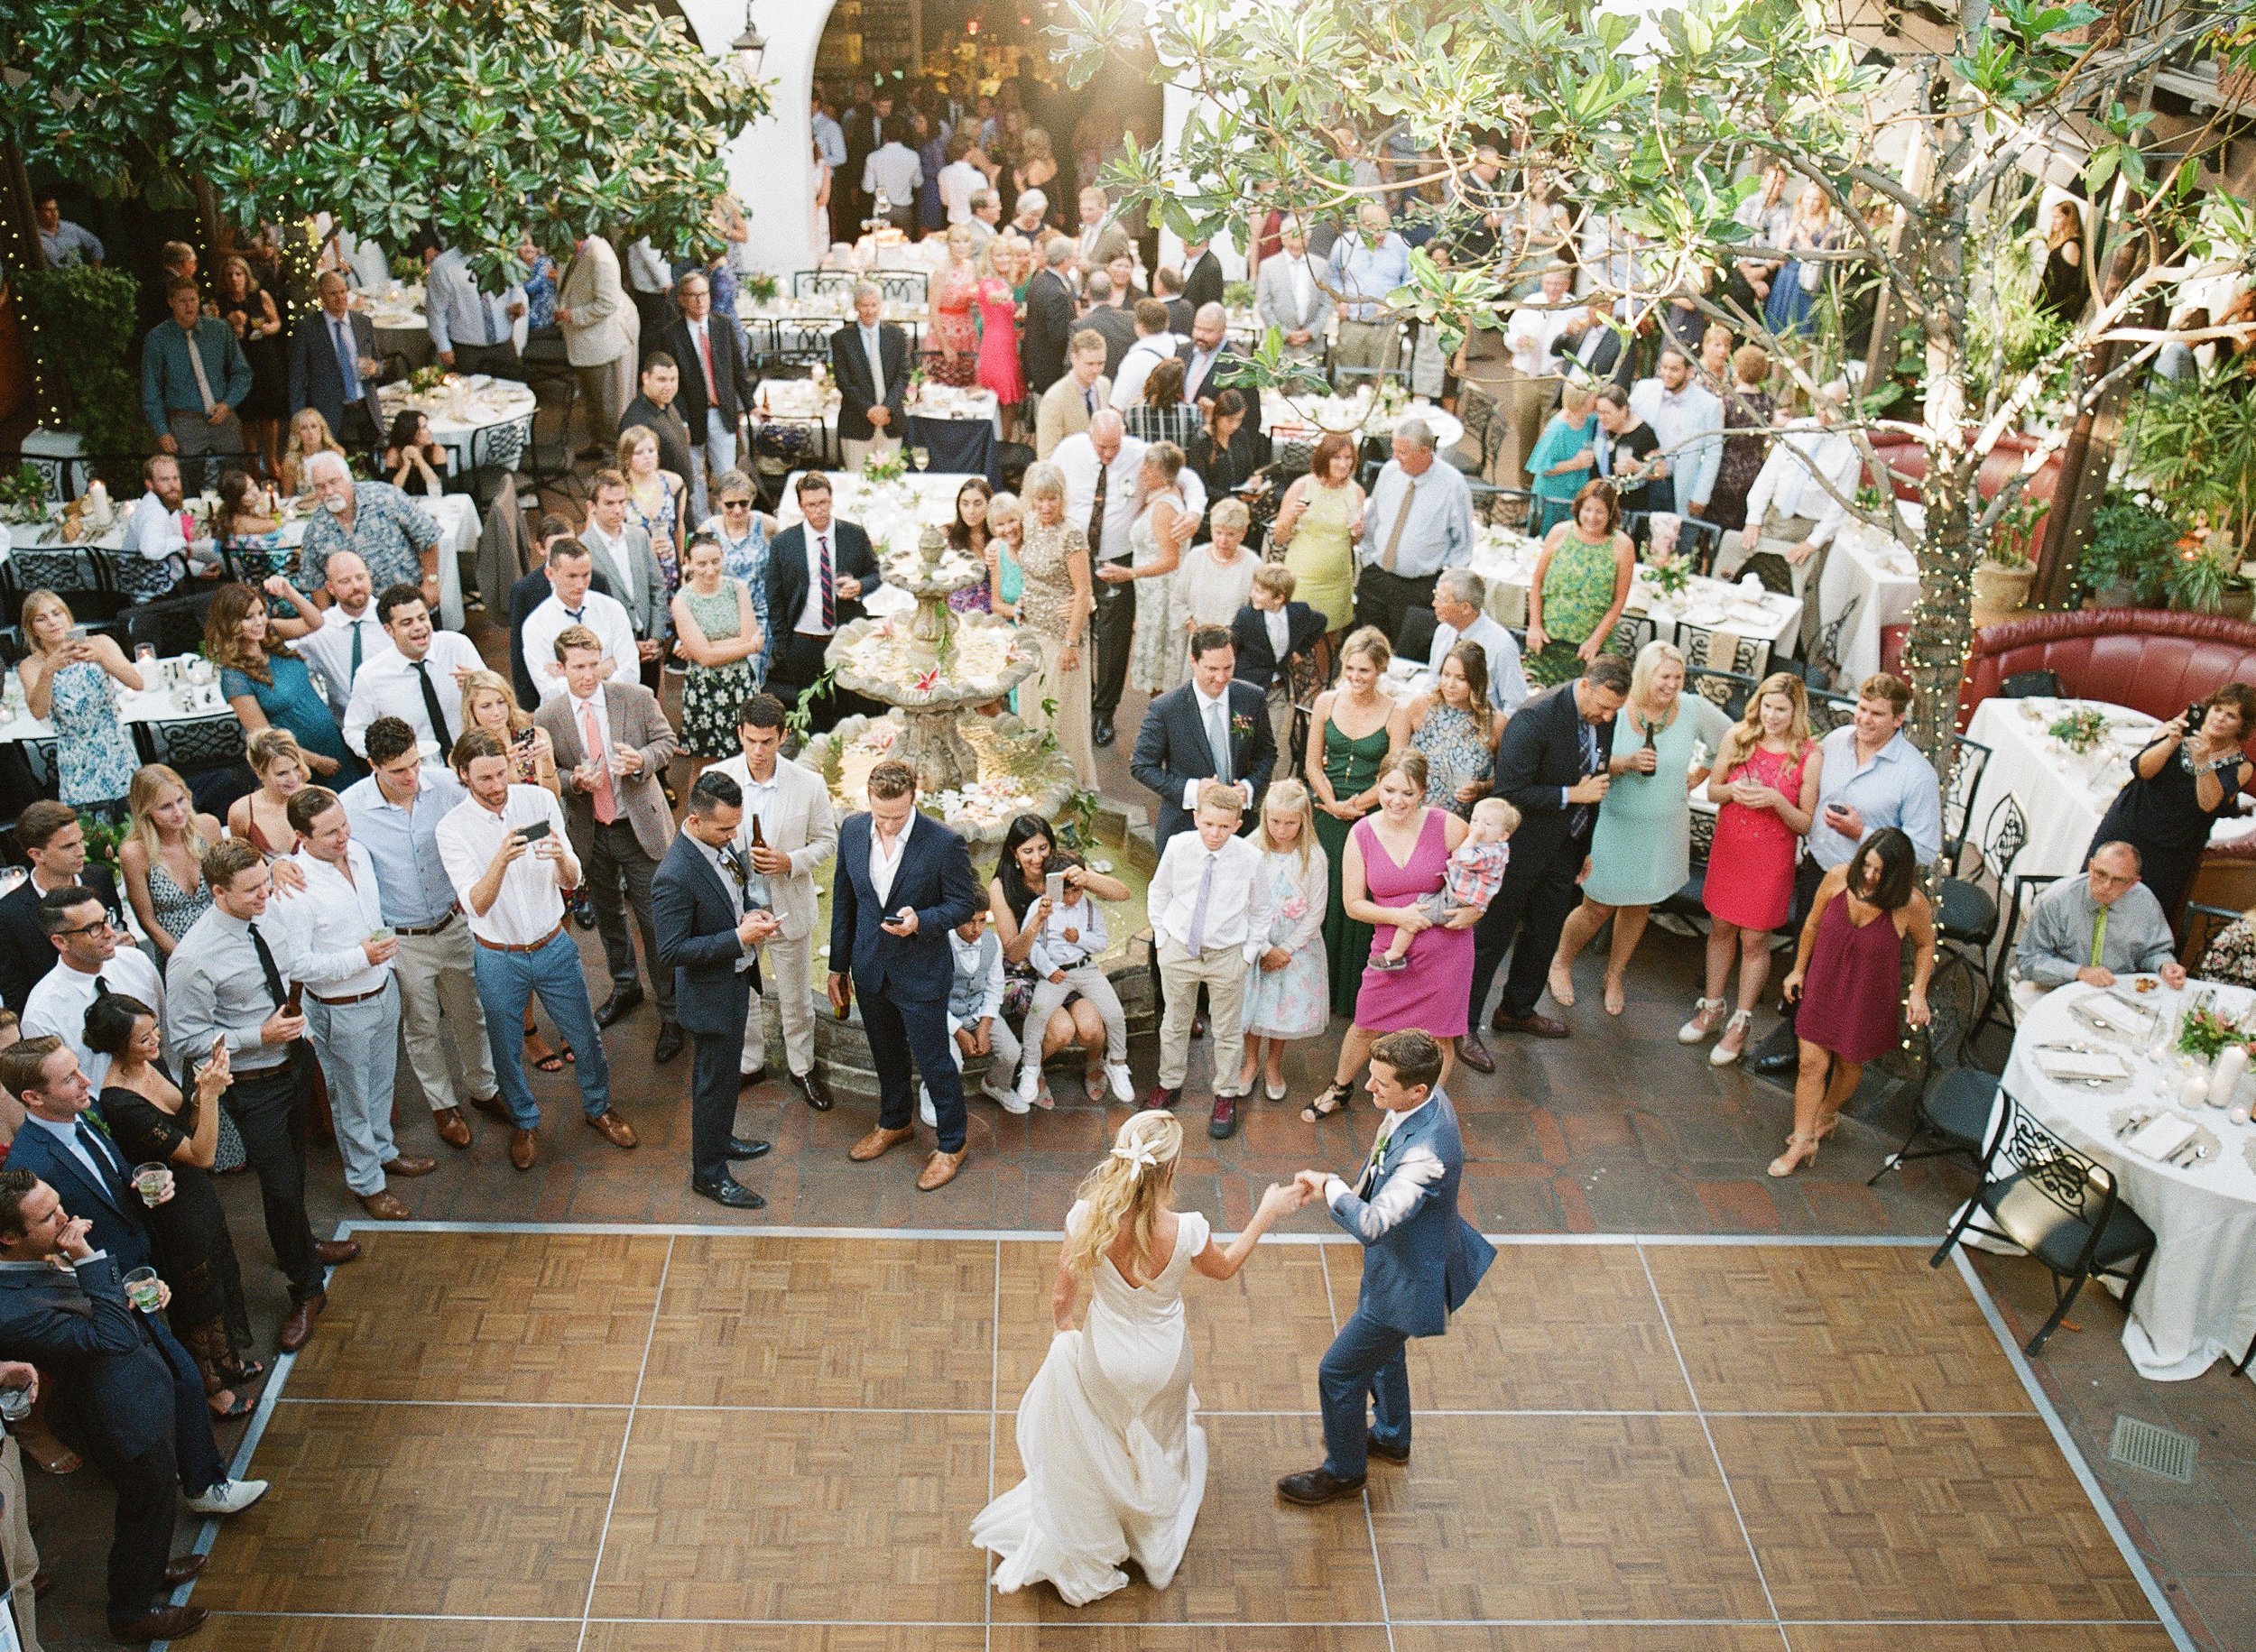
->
xmin=1305 ymin=630 xmax=1400 ymax=1020
xmin=1524 ymin=477 xmax=1635 ymax=688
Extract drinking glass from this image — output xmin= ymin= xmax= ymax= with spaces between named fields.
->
xmin=122 ymin=1267 xmax=162 ymax=1313
xmin=132 ymin=1163 xmax=173 ymax=1207
xmin=0 ymin=1382 xmax=30 ymax=1423
xmin=911 ymin=447 xmax=931 ymax=472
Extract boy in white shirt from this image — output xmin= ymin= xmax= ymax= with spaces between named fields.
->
xmin=918 ymin=907 xmax=1023 ymax=1126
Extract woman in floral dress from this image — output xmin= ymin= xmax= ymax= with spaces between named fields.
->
xmin=619 ymin=425 xmax=685 ymax=593
xmin=700 ymin=470 xmax=775 ymax=688
xmin=946 ymin=479 xmax=995 ymax=614
xmin=1120 ymin=443 xmax=1194 ymax=697
xmin=17 ymin=590 xmax=142 ymax=810
xmin=926 ymin=225 xmax=982 ymax=388
xmin=1237 ymin=780 xmax=1329 ymax=1104
xmin=1525 ymin=479 xmax=1635 ymax=688
xmin=1398 ymin=643 xmax=1503 ymax=819
xmin=670 ymin=533 xmax=763 ymax=773
xmin=1017 ymin=464 xmax=1097 ymax=788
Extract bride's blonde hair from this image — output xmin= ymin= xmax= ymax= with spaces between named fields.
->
xmin=1065 ymin=1109 xmax=1184 ymax=1283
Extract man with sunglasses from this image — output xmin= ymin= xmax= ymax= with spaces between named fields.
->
xmin=0 ymin=800 xmax=124 ymax=1014
xmin=22 ymin=885 xmax=164 ymax=1092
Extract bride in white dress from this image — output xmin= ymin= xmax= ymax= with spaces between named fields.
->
xmin=971 ymin=1109 xmax=1306 ymax=1604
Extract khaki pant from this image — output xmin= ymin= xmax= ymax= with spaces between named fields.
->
xmin=743 ymin=930 xmax=818 ymax=1078
xmin=1333 ymin=319 xmax=1400 ymax=375
xmin=576 ymin=357 xmax=625 ymax=447
xmin=1503 ymin=368 xmax=1558 ymax=489
xmin=1 ymin=1433 xmax=41 ymax=1652
xmin=1715 ymin=509 xmax=1823 ymax=654
xmin=842 ymin=434 xmax=901 ymax=470
xmin=394 ymin=919 xmax=497 ymax=1112
xmin=1156 ymin=936 xmax=1249 ymax=1095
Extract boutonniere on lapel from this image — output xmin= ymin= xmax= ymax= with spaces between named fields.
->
xmin=1230 ymin=711 xmax=1254 ymax=739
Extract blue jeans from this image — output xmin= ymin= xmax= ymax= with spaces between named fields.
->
xmin=1318 ymin=1302 xmax=1411 ymax=1481
xmin=150 ymin=1312 xmax=228 ymax=1496
xmin=472 ymin=930 xmax=613 ymax=1129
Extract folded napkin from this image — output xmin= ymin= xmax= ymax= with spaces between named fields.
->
xmin=2038 ymin=1049 xmax=2129 ymax=1082
xmin=2075 ymin=992 xmax=2154 ymax=1037
xmin=1725 ymin=602 xmax=1776 ymax=628
xmin=2127 ymin=1113 xmax=2197 ymax=1163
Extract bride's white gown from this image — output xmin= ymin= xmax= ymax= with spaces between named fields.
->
xmin=971 ymin=1202 xmax=1209 ymax=1604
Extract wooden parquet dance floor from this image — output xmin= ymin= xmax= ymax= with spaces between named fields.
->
xmin=179 ymin=1227 xmax=2187 ymax=1650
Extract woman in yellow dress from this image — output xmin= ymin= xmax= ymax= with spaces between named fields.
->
xmin=1271 ymin=430 xmax=1364 ymax=647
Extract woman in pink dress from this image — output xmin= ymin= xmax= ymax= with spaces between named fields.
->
xmin=1682 ymin=671 xmax=1822 ymax=1067
xmin=925 ymin=223 xmax=981 ymax=387
xmin=1772 ymin=827 xmax=1934 ymax=1177
xmin=975 ymin=235 xmax=1028 ymax=440
xmin=1305 ymin=750 xmax=1475 ymax=1117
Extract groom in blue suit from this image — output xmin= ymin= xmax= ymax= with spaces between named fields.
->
xmin=828 ymin=757 xmax=984 ymax=1192
xmin=1280 ymin=1029 xmax=1495 ymax=1504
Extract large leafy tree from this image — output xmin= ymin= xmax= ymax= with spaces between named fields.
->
xmin=0 ymin=0 xmax=765 ymax=281
xmin=1059 ymin=0 xmax=2256 ymax=771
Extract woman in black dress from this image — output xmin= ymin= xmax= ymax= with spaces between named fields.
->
xmin=2087 ymin=683 xmax=2256 ymax=922
xmin=217 ymin=254 xmax=289 ymax=480
xmin=85 ymin=992 xmax=261 ymax=1418
xmin=1186 ymin=389 xmax=1273 ymax=549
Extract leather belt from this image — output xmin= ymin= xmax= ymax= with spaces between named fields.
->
xmin=309 ymin=983 xmax=391 ymax=1006
xmin=475 ymin=920 xmax=564 ymax=954
xmin=395 ymin=909 xmax=459 ymax=937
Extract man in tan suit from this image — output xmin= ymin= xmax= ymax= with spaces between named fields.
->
xmin=708 ymin=693 xmax=838 ymax=1110
xmin=1033 ymin=329 xmax=1112 ymax=459
xmin=533 ymin=626 xmax=682 ymax=1060
xmin=556 ymin=234 xmax=637 ymax=449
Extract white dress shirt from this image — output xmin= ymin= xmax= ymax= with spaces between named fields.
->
xmin=1148 ymin=831 xmax=1271 ymax=963
xmin=22 ymin=947 xmax=163 ymax=1094
xmin=1109 ymin=335 xmax=1180 ymax=411
xmin=938 ymin=161 xmax=985 ymax=223
xmin=1052 ymin=431 xmax=1207 ymax=562
xmin=124 ymin=490 xmax=195 ymax=568
xmin=1419 ymin=612 xmax=1529 ymax=714
xmin=436 ymin=784 xmax=575 ymax=945
xmin=625 ymin=237 xmax=672 ymax=295
xmin=275 ymin=842 xmax=391 ymax=1000
xmin=1505 ymin=300 xmax=1575 ymax=377
xmin=868 ymin=810 xmax=915 ymax=908
xmin=340 ymin=629 xmax=486 ymax=755
xmin=521 ymin=590 xmax=638 ymax=700
xmin=1179 ymin=680 xmax=1253 ymax=809
xmin=1323 ymin=1089 xmax=1438 ymax=1212
xmin=423 ymin=247 xmax=525 ymax=356
xmin=292 ymin=602 xmax=395 ymax=715
xmin=862 ymin=143 xmax=924 ymax=208
xmin=1743 ymin=423 xmax=1862 ymax=549
xmin=795 ymin=524 xmax=846 ymax=635
xmin=1628 ymin=377 xmax=1724 ymax=512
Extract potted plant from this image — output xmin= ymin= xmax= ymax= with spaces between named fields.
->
xmin=14 ymin=266 xmax=146 ymax=485
xmin=2077 ymin=490 xmax=2182 ymax=607
xmin=1972 ymin=539 xmax=2033 ymax=623
xmin=1222 ymin=279 xmax=1255 ymax=312
xmin=2129 ymin=369 xmax=2256 ymax=557
xmin=2168 ymin=539 xmax=2237 ymax=614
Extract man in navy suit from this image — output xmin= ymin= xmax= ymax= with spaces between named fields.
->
xmin=287 ymin=270 xmax=387 ymax=449
xmin=764 ymin=471 xmax=887 ymax=732
xmin=1279 ymin=1030 xmax=1494 ymax=1505
xmin=1130 ymin=626 xmax=1279 ymax=849
xmin=828 ymin=760 xmax=983 ymax=1192
xmin=652 ymin=772 xmax=781 ymax=1210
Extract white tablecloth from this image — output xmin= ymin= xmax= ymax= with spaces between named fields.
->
xmin=1262 ymin=391 xmax=1464 ymax=456
xmin=375 ymin=376 xmax=537 ymax=475
xmin=1820 ymin=520 xmax=1921 ymax=685
xmin=1465 ymin=529 xmax=1803 ymax=663
xmin=1964 ymin=697 xmax=2154 ymax=880
xmin=0 ymin=654 xmax=231 ymax=744
xmin=2002 ymin=978 xmax=2256 ymax=1380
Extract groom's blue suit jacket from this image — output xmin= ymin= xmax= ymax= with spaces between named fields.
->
xmin=1328 ymin=1089 xmax=1495 ymax=1338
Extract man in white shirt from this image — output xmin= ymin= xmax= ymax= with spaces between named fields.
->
xmin=937 ymin=130 xmax=985 ymax=224
xmin=573 ymin=474 xmax=670 ymax=688
xmin=1109 ymin=300 xmax=1184 ymax=411
xmin=290 ymin=550 xmax=394 ymax=717
xmin=22 ymin=884 xmax=163 ymax=1093
xmin=119 ymin=452 xmax=217 ymax=602
xmin=1628 ymin=346 xmax=1724 ymax=520
xmin=273 ymin=787 xmax=432 ymax=1220
xmin=1501 ymin=266 xmax=1577 ymax=486
xmin=1147 ymin=783 xmax=1274 ymax=1138
xmin=1715 ymin=382 xmax=1862 ymax=652
xmin=436 ymin=728 xmax=632 ymax=1171
xmin=707 ymin=692 xmax=838 ymax=1105
xmin=1414 ymin=569 xmax=1528 ymax=715
xmin=519 ymin=540 xmax=638 ymax=702
xmin=341 ymin=587 xmax=485 ymax=757
xmin=860 ymin=121 xmax=924 ymax=228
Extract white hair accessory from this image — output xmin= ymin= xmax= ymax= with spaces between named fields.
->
xmin=1111 ymin=1140 xmax=1160 ymax=1170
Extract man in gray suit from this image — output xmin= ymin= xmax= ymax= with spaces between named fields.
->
xmin=1255 ymin=218 xmax=1329 ymax=363
xmin=287 ymin=271 xmax=387 ymax=448
xmin=577 ymin=469 xmax=671 ymax=694
xmin=533 ymin=627 xmax=682 ymax=1060
xmin=1279 ymin=1029 xmax=1495 ymax=1505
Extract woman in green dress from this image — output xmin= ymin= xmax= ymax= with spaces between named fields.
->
xmin=1271 ymin=431 xmax=1364 ymax=642
xmin=1524 ymin=477 xmax=1636 ymax=688
xmin=669 ymin=532 xmax=764 ymax=772
xmin=1304 ymin=626 xmax=1401 ymax=1018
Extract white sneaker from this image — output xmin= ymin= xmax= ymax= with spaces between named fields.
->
xmin=1016 ymin=1067 xmax=1040 ymax=1108
xmin=918 ymin=1087 xmax=937 ymax=1129
xmin=985 ymin=1078 xmax=1030 ymax=1114
xmin=1105 ymin=1062 xmax=1133 ymax=1103
xmin=188 ymin=1477 xmax=269 ymax=1516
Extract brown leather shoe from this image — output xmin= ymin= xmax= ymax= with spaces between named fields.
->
xmin=162 ymin=1553 xmax=208 ymax=1586
xmin=111 ymin=1603 xmax=208 ymax=1643
xmin=358 ymin=1190 xmax=412 ymax=1221
xmin=468 ymin=1093 xmax=513 ymax=1123
xmin=276 ymin=1292 xmax=326 ymax=1352
xmin=383 ymin=1154 xmax=437 ymax=1177
xmin=430 ymin=1107 xmax=473 ymax=1149
xmin=1457 ymin=1032 xmax=1495 ymax=1075
xmin=1493 ymin=1011 xmax=1570 ymax=1039
xmin=848 ymin=1124 xmax=914 ymax=1162
xmin=916 ymin=1148 xmax=967 ymax=1192
xmin=585 ymin=1110 xmax=638 ymax=1149
xmin=313 ymin=1240 xmax=360 ymax=1266
xmin=510 ymin=1128 xmax=537 ymax=1170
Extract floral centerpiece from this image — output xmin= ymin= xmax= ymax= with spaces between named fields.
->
xmin=1644 ymin=549 xmax=1692 ymax=600
xmin=408 ymin=364 xmax=448 ymax=394
xmin=743 ymin=271 xmax=780 ymax=304
xmin=0 ymin=464 xmax=51 ymax=525
xmin=2047 ymin=706 xmax=2110 ymax=754
xmin=860 ymin=448 xmax=908 ymax=486
xmin=2178 ymin=1003 xmax=2256 ymax=1062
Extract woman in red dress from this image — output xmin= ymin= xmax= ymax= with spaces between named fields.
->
xmin=975 ymin=235 xmax=1029 ymax=441
xmin=1773 ymin=827 xmax=1936 ymax=1177
xmin=1683 ymin=671 xmax=1820 ymax=1066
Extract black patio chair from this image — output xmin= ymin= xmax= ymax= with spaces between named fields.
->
xmin=1684 ymin=666 xmax=1759 ymax=722
xmin=1867 ymin=995 xmax=2002 ymax=1186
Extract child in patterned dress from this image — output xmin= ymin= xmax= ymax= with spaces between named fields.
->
xmin=1371 ymin=797 xmax=1519 ymax=970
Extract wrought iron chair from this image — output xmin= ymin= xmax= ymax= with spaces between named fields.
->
xmin=124 ymin=593 xmax=218 ymax=662
xmin=1601 ymin=612 xmax=1655 ymax=660
xmin=1931 ymin=1103 xmax=2157 ymax=1355
xmin=1684 ymin=666 xmax=1760 ymax=722
xmin=1808 ymin=593 xmax=1859 ymax=691
xmin=1677 ymin=623 xmax=1769 ymax=681
xmin=1933 ymin=791 xmax=2029 ymax=1029
xmin=1942 ymin=735 xmax=1993 ymax=868
xmin=463 ymin=416 xmax=531 ymax=512
xmin=1804 ymin=687 xmax=1858 ymax=738
xmin=793 ymin=270 xmax=857 ymax=300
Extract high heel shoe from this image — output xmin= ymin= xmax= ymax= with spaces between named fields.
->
xmin=1547 ymin=958 xmax=1576 ymax=1008
xmin=1302 ymin=1081 xmax=1353 ymax=1123
xmin=1678 ymin=997 xmax=1725 ymax=1044
xmin=1709 ymin=1009 xmax=1753 ymax=1066
xmin=1813 ymin=1111 xmax=1845 ymax=1140
xmin=1767 ymin=1132 xmax=1821 ymax=1177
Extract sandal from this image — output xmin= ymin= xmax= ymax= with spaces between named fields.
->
xmin=1603 ymin=975 xmax=1626 ymax=1017
xmin=207 ymin=1389 xmax=251 ymax=1420
xmin=1709 ymin=1010 xmax=1753 ymax=1066
xmin=1084 ymin=1067 xmax=1107 ymax=1104
xmin=1678 ymin=997 xmax=1725 ymax=1044
xmin=217 ymin=1354 xmax=266 ymax=1385
xmin=1301 ymin=1081 xmax=1353 ymax=1123
xmin=1767 ymin=1131 xmax=1821 ymax=1178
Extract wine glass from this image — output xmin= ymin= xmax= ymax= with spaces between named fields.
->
xmin=911 ymin=446 xmax=931 ymax=473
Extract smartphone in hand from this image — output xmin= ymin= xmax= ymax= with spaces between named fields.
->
xmin=1045 ymin=870 xmax=1066 ymax=907
xmin=517 ymin=819 xmax=551 ymax=843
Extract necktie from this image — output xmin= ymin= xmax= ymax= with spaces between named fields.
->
xmin=721 ymin=844 xmax=754 ymax=909
xmin=1206 ymin=697 xmax=1232 ymax=786
xmin=332 ymin=319 xmax=361 ymax=400
xmin=347 ymin=618 xmax=365 ymax=682
xmin=818 ymin=533 xmax=835 ymax=631
xmin=413 ymin=659 xmax=452 ymax=749
xmin=1569 ymin=716 xmax=1601 ymax=835
xmin=247 ymin=921 xmax=286 ymax=1008
xmin=2090 ymin=905 xmax=2110 ymax=969
xmin=565 ymin=605 xmax=584 ymax=623
xmin=1183 ymin=851 xmax=1217 ymax=955
xmin=1380 ymin=476 xmax=1418 ymax=573
xmin=1084 ymin=385 xmax=1096 ymax=416
xmin=698 ymin=325 xmax=718 ymax=401
xmin=864 ymin=328 xmax=885 ymax=404
xmin=581 ymin=701 xmax=618 ymax=825
xmin=77 ymin=1120 xmax=125 ymax=1190
xmin=183 ymin=326 xmax=217 ymax=413
xmin=1087 ymin=465 xmax=1108 ymax=558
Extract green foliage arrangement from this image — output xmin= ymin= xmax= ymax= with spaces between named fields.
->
xmin=14 ymin=265 xmax=144 ymax=457
xmin=2078 ymin=492 xmax=2185 ymax=605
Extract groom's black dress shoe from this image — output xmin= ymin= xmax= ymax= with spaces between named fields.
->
xmin=1276 ymin=1466 xmax=1366 ymax=1505
xmin=1366 ymin=1433 xmax=1410 ymax=1465
xmin=691 ymin=1174 xmax=766 ymax=1210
